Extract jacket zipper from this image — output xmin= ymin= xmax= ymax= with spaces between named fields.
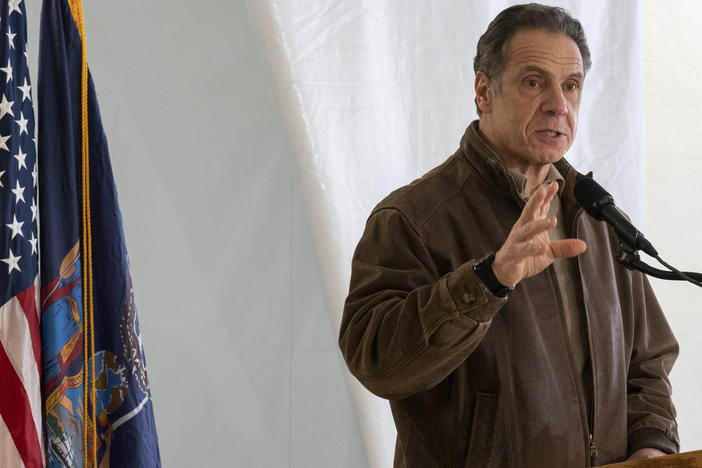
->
xmin=573 ymin=207 xmax=598 ymax=467
xmin=546 ymin=261 xmax=590 ymax=467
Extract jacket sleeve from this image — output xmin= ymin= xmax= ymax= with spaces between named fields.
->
xmin=339 ymin=207 xmax=506 ymax=400
xmin=626 ymin=271 xmax=680 ymax=456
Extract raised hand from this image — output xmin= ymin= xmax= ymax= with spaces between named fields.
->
xmin=492 ymin=181 xmax=587 ymax=287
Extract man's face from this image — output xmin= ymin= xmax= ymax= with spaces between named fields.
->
xmin=476 ymin=29 xmax=584 ymax=173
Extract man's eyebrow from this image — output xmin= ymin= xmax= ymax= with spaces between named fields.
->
xmin=518 ymin=65 xmax=584 ymax=80
xmin=519 ymin=65 xmax=549 ymax=76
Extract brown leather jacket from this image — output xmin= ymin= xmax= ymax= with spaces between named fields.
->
xmin=339 ymin=121 xmax=679 ymax=467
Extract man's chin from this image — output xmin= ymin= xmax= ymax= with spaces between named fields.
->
xmin=527 ymin=150 xmax=568 ymax=166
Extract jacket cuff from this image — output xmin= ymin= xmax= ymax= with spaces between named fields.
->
xmin=627 ymin=428 xmax=679 ymax=457
xmin=446 ymin=260 xmax=506 ymax=323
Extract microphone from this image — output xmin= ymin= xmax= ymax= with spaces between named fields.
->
xmin=573 ymin=177 xmax=658 ymax=257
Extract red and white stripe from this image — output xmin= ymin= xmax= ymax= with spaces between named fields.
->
xmin=0 ymin=277 xmax=45 ymax=468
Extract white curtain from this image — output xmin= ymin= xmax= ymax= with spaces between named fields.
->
xmin=251 ymin=1 xmax=643 ymax=466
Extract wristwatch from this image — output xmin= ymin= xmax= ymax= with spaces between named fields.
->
xmin=473 ymin=252 xmax=515 ymax=298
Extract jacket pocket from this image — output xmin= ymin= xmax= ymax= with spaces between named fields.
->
xmin=466 ymin=392 xmax=496 ymax=468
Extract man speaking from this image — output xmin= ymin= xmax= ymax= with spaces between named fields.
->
xmin=339 ymin=3 xmax=679 ymax=467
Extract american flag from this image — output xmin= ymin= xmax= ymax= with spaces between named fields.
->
xmin=0 ymin=0 xmax=45 ymax=467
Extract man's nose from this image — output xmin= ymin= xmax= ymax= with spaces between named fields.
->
xmin=541 ymin=84 xmax=568 ymax=116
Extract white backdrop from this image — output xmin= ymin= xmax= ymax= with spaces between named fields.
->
xmin=22 ymin=1 xmax=702 ymax=467
xmin=644 ymin=0 xmax=702 ymax=454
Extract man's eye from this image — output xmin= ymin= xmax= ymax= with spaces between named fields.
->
xmin=565 ymin=82 xmax=579 ymax=92
xmin=527 ymin=80 xmax=539 ymax=88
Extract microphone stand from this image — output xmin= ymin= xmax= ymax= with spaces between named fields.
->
xmin=616 ymin=243 xmax=702 ymax=285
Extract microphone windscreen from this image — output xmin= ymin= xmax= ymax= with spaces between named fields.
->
xmin=573 ymin=177 xmax=614 ymax=220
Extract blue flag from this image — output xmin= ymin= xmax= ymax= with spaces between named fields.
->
xmin=38 ymin=0 xmax=161 ymax=466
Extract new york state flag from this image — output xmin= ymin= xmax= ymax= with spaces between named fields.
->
xmin=38 ymin=0 xmax=161 ymax=466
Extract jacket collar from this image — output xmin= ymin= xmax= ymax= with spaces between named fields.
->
xmin=459 ymin=120 xmax=521 ymax=203
xmin=459 ymin=120 xmax=587 ymax=204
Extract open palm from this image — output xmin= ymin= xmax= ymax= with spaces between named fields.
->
xmin=493 ymin=182 xmax=587 ymax=287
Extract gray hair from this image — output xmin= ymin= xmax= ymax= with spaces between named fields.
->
xmin=473 ymin=3 xmax=592 ymax=116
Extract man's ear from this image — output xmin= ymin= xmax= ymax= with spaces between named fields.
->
xmin=474 ymin=71 xmax=493 ymax=114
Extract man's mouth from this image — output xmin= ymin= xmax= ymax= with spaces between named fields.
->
xmin=535 ymin=129 xmax=569 ymax=141
xmin=539 ymin=130 xmax=562 ymax=137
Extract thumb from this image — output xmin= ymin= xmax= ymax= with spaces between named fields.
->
xmin=550 ymin=239 xmax=587 ymax=258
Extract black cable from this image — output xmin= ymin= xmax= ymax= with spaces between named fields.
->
xmin=654 ymin=255 xmax=702 ymax=288
xmin=615 ymin=243 xmax=702 ymax=287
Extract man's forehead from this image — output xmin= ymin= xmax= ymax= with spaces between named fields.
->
xmin=504 ymin=29 xmax=584 ymax=75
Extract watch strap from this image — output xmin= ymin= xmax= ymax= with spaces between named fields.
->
xmin=473 ymin=253 xmax=515 ymax=298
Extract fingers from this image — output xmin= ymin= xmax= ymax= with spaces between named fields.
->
xmin=512 ymin=216 xmax=557 ymax=243
xmin=550 ymin=239 xmax=587 ymax=258
xmin=543 ymin=181 xmax=558 ymax=203
xmin=540 ymin=182 xmax=558 ymax=217
xmin=512 ymin=239 xmax=550 ymax=258
xmin=520 ymin=181 xmax=558 ymax=223
xmin=520 ymin=185 xmax=547 ymax=222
